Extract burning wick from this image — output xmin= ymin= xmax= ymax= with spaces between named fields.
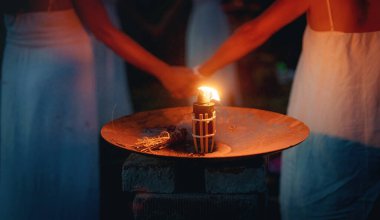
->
xmin=197 ymin=86 xmax=220 ymax=103
xmin=192 ymin=86 xmax=220 ymax=154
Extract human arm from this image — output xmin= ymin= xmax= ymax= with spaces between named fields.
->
xmin=73 ymin=0 xmax=199 ymax=98
xmin=198 ymin=0 xmax=310 ymax=76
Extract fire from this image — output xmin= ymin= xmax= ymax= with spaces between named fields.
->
xmin=198 ymin=86 xmax=221 ymax=102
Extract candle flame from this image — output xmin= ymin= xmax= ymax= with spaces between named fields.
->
xmin=198 ymin=86 xmax=220 ymax=102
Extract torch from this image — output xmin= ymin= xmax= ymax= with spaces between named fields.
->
xmin=192 ymin=86 xmax=220 ymax=154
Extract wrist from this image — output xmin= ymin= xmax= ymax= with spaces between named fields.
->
xmin=192 ymin=65 xmax=202 ymax=76
xmin=193 ymin=65 xmax=212 ymax=76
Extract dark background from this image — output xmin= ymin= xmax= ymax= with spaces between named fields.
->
xmin=0 ymin=0 xmax=306 ymax=219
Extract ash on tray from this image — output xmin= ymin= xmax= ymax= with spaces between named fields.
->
xmin=134 ymin=126 xmax=187 ymax=153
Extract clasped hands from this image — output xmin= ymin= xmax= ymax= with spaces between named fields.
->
xmin=157 ymin=66 xmax=205 ymax=99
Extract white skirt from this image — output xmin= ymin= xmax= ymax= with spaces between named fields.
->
xmin=1 ymin=10 xmax=99 ymax=219
xmin=281 ymin=26 xmax=380 ymax=219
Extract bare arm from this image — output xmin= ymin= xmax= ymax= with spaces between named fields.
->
xmin=198 ymin=0 xmax=310 ymax=76
xmin=73 ymin=0 xmax=200 ymax=98
xmin=74 ymin=0 xmax=170 ymax=78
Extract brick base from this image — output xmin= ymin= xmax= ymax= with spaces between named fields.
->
xmin=133 ymin=193 xmax=266 ymax=220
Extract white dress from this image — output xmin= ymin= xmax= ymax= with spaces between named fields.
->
xmin=287 ymin=26 xmax=380 ymax=148
xmin=186 ymin=0 xmax=242 ymax=105
xmin=0 ymin=10 xmax=99 ymax=219
xmin=280 ymin=1 xmax=380 ymax=218
xmin=91 ymin=0 xmax=133 ymax=128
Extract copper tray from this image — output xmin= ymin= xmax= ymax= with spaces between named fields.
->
xmin=101 ymin=106 xmax=309 ymax=159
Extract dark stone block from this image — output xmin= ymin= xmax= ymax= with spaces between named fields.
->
xmin=133 ymin=193 xmax=265 ymax=220
xmin=205 ymin=165 xmax=267 ymax=194
xmin=122 ymin=153 xmax=176 ymax=193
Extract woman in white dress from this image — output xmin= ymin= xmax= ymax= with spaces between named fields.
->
xmin=192 ymin=0 xmax=380 ymax=219
xmin=0 ymin=0 xmax=199 ymax=219
xmin=1 ymin=8 xmax=100 ymax=219
xmin=186 ymin=0 xmax=242 ymax=105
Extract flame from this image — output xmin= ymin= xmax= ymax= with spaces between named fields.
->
xmin=198 ymin=86 xmax=220 ymax=102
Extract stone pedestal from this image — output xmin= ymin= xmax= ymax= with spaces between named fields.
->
xmin=133 ymin=193 xmax=264 ymax=220
xmin=122 ymin=153 xmax=267 ymax=220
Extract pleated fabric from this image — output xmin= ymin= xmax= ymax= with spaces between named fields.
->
xmin=1 ymin=10 xmax=99 ymax=220
xmin=288 ymin=26 xmax=380 ymax=148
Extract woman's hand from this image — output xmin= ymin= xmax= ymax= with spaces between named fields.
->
xmin=158 ymin=66 xmax=202 ymax=99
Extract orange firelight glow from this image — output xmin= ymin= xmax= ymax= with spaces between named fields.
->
xmin=197 ymin=86 xmax=221 ymax=102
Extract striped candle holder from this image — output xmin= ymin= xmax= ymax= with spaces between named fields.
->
xmin=192 ymin=102 xmax=216 ymax=153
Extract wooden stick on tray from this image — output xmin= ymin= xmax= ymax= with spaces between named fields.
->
xmin=205 ymin=113 xmax=209 ymax=153
xmin=192 ymin=114 xmax=198 ymax=153
xmin=199 ymin=114 xmax=204 ymax=153
xmin=133 ymin=126 xmax=187 ymax=152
